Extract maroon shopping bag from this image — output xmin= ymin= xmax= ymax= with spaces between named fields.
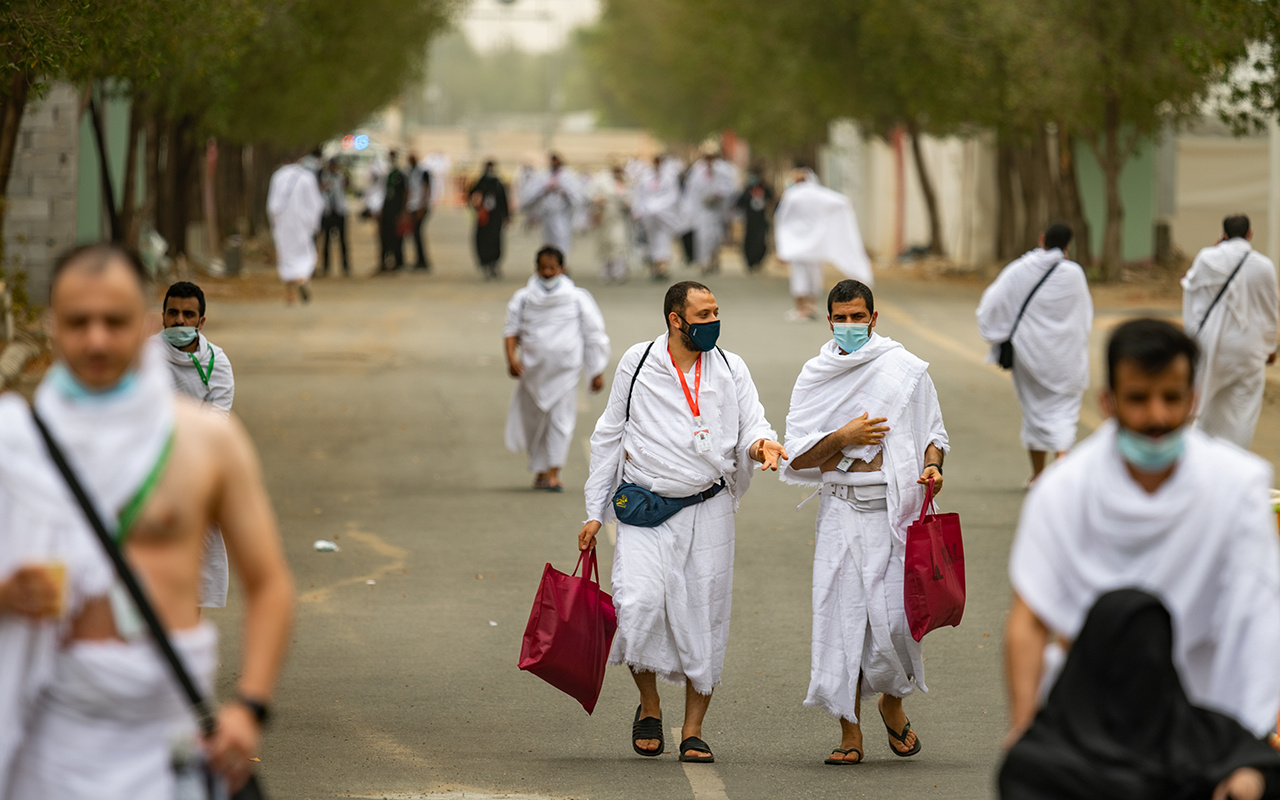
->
xmin=904 ymin=478 xmax=966 ymax=642
xmin=518 ymin=548 xmax=618 ymax=714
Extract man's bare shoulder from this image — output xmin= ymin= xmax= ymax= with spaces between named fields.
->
xmin=172 ymin=396 xmax=254 ymax=459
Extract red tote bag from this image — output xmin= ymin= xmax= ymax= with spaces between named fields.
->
xmin=903 ymin=478 xmax=966 ymax=642
xmin=518 ymin=548 xmax=618 ymax=714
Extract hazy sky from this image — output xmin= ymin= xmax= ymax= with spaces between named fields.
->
xmin=459 ymin=0 xmax=601 ymax=53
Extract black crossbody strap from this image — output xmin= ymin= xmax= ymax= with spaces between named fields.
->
xmin=1196 ymin=251 xmax=1252 ymax=335
xmin=1008 ymin=260 xmax=1063 ymax=341
xmin=29 ymin=409 xmax=218 ymax=738
xmin=624 ymin=340 xmax=656 ymax=422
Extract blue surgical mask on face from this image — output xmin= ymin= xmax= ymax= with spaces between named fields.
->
xmin=47 ymin=362 xmax=140 ymax=403
xmin=679 ymin=317 xmax=721 ymax=352
xmin=832 ymin=322 xmax=871 ymax=353
xmin=1116 ymin=426 xmax=1186 ymax=472
xmin=537 ymin=275 xmax=562 ymax=291
xmin=160 ymin=326 xmax=198 ymax=347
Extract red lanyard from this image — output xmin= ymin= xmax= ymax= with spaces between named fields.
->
xmin=669 ymin=348 xmax=701 ymax=420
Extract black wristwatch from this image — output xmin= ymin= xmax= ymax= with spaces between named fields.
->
xmin=924 ymin=462 xmax=944 ymax=475
xmin=237 ymin=695 xmax=271 ymax=725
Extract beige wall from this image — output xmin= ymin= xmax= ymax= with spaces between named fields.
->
xmin=1171 ymin=134 xmax=1271 ymax=259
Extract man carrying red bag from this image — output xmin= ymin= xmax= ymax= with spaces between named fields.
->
xmin=782 ymin=279 xmax=949 ymax=766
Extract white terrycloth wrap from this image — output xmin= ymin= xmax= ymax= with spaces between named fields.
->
xmin=0 ymin=348 xmax=175 ymax=788
xmin=7 ymin=621 xmax=218 ymax=800
xmin=808 ymin=489 xmax=923 ymax=721
xmin=151 ymin=334 xmax=234 ymax=415
xmin=781 ymin=336 xmax=948 ymax=719
xmin=609 ymin=492 xmax=735 ymax=694
xmin=976 ymin=247 xmax=1092 ymax=396
xmin=504 ymin=276 xmax=610 ymax=470
xmin=151 ymin=335 xmax=233 ymax=608
xmin=781 ymin=336 xmax=949 ymax=545
xmin=583 ymin=333 xmax=776 ymax=523
xmin=632 ymin=158 xmax=685 ymax=261
xmin=519 ymin=168 xmax=587 ymax=256
xmin=1011 ymin=360 xmax=1084 ymax=452
xmin=589 ymin=171 xmax=631 ymax=261
xmin=1182 ymin=238 xmax=1280 ymax=448
xmin=1010 ymin=420 xmax=1280 ymax=737
xmin=267 ymin=162 xmax=324 ymax=282
xmin=774 ymin=180 xmax=873 ymax=285
xmin=681 ymin=159 xmax=740 ymax=265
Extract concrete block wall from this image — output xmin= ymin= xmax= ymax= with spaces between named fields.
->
xmin=4 ymin=82 xmax=80 ymax=306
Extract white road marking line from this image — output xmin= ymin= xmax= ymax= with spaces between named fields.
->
xmin=672 ymin=727 xmax=730 ymax=800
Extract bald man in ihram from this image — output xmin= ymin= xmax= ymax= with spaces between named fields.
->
xmin=0 ymin=244 xmax=294 ymax=799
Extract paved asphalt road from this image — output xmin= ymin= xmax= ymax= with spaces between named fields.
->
xmin=202 ymin=208 xmax=1280 ymax=800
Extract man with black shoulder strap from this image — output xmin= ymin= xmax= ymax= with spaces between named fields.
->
xmin=578 ymin=280 xmax=786 ymax=764
xmin=977 ymin=222 xmax=1093 ymax=484
xmin=1181 ymin=213 xmax=1280 ymax=449
xmin=153 ymin=280 xmax=235 ymax=610
xmin=0 ymin=244 xmax=294 ymax=798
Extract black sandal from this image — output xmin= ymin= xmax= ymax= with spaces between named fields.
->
xmin=678 ymin=736 xmax=715 ymax=763
xmin=880 ymin=710 xmax=922 ymax=757
xmin=632 ymin=705 xmax=664 ymax=757
xmin=824 ymin=747 xmax=863 ymax=765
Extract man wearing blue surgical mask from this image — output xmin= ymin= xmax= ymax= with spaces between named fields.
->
xmin=781 ymin=279 xmax=949 ymax=765
xmin=1005 ymin=318 xmax=1280 ymax=756
xmin=152 ymin=281 xmax=236 ymax=611
xmin=153 ymin=282 xmax=235 ymax=416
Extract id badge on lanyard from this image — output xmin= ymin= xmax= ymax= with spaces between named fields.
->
xmin=672 ymin=349 xmax=712 ymax=454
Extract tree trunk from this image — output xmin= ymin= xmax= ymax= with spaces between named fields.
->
xmin=1055 ymin=122 xmax=1093 ymax=269
xmin=996 ymin=134 xmax=1019 ymax=261
xmin=162 ymin=115 xmax=197 ymax=257
xmin=120 ymin=95 xmax=143 ymax=249
xmin=0 ymin=70 xmax=33 ymax=204
xmin=88 ymin=92 xmax=122 ymax=242
xmin=150 ymin=110 xmax=169 ymax=252
xmin=905 ymin=118 xmax=944 ymax=256
xmin=1096 ymin=94 xmax=1125 ymax=280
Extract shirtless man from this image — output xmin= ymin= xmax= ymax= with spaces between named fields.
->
xmin=0 ymin=244 xmax=295 ymax=798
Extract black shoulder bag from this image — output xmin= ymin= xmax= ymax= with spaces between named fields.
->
xmin=30 ymin=410 xmax=266 ymax=800
xmin=997 ymin=260 xmax=1063 ymax=371
xmin=1195 ymin=251 xmax=1252 ymax=335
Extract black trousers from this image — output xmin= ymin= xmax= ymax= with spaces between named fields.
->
xmin=379 ymin=212 xmax=403 ymax=269
xmin=410 ymin=210 xmax=430 ymax=269
xmin=321 ymin=213 xmax=349 ymax=275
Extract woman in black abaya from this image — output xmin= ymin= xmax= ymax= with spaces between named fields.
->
xmin=1000 ymin=589 xmax=1280 ymax=800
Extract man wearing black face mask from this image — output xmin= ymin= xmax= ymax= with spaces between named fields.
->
xmin=579 ymin=281 xmax=786 ymax=764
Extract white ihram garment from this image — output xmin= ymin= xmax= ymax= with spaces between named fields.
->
xmin=977 ymin=247 xmax=1092 ymax=452
xmin=584 ymin=333 xmax=775 ymax=693
xmin=775 ymin=180 xmax=874 ymax=286
xmin=1010 ymin=420 xmax=1280 ymax=736
xmin=519 ymin=168 xmax=586 ymax=257
xmin=788 ymin=261 xmax=825 ymax=300
xmin=8 ymin=622 xmax=217 ymax=800
xmin=150 ymin=335 xmax=232 ymax=608
xmin=0 ymin=349 xmax=175 ymax=791
xmin=682 ymin=159 xmax=739 ymax=266
xmin=782 ymin=336 xmax=949 ymax=720
xmin=504 ymin=276 xmax=610 ymax=472
xmin=1182 ymin=238 xmax=1280 ymax=448
xmin=267 ymin=163 xmax=324 ymax=282
xmin=633 ymin=158 xmax=684 ymax=264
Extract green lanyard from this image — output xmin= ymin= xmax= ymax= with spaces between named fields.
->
xmin=188 ymin=351 xmax=215 ymax=388
xmin=115 ymin=431 xmax=175 ymax=543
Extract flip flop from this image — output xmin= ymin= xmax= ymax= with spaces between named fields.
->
xmin=678 ymin=736 xmax=715 ymax=763
xmin=631 ymin=706 xmax=664 ymax=757
xmin=824 ymin=747 xmax=863 ymax=765
xmin=880 ymin=710 xmax=922 ymax=757
xmin=547 ymin=483 xmax=565 ymax=493
xmin=533 ymin=478 xmax=552 ymax=491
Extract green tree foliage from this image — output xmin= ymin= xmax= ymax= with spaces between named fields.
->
xmin=588 ymin=0 xmax=1264 ymax=274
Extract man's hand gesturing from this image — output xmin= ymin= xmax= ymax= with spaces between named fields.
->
xmin=753 ymin=440 xmax=788 ymax=471
xmin=838 ymin=412 xmax=890 ymax=447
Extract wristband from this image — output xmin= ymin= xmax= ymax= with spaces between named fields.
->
xmin=236 ymin=695 xmax=271 ymax=725
xmin=924 ymin=462 xmax=943 ymax=475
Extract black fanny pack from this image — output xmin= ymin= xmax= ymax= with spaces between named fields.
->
xmin=611 ymin=480 xmax=726 ymax=528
